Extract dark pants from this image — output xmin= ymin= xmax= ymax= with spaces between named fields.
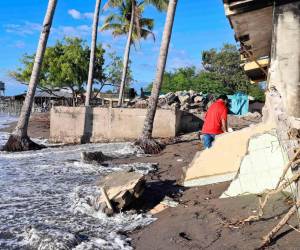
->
xmin=203 ymin=134 xmax=215 ymax=149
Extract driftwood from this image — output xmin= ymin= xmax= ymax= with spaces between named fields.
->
xmin=237 ymin=152 xmax=300 ymax=224
xmin=236 ymin=171 xmax=300 ymax=225
xmin=230 ymin=149 xmax=300 ymax=247
xmin=261 ymin=201 xmax=300 ymax=248
xmin=275 ymin=148 xmax=300 ymax=189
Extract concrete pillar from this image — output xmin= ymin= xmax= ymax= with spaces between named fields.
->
xmin=269 ymin=1 xmax=300 ymax=118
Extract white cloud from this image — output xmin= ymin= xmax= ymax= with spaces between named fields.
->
xmin=68 ymin=9 xmax=82 ymax=19
xmin=4 ymin=21 xmax=93 ymax=39
xmin=68 ymin=9 xmax=94 ymax=20
xmin=4 ymin=22 xmax=42 ymax=36
xmin=52 ymin=25 xmax=91 ymax=38
xmin=14 ymin=41 xmax=26 ymax=48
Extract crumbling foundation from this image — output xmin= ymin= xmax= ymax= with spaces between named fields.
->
xmin=184 ymin=1 xmax=300 ymax=197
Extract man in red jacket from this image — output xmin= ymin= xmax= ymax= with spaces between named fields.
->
xmin=201 ymin=95 xmax=229 ymax=149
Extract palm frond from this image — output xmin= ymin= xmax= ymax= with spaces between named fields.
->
xmin=142 ymin=0 xmax=169 ymax=11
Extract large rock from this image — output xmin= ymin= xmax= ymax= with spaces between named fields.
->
xmin=134 ymin=99 xmax=148 ymax=109
xmin=81 ymin=151 xmax=112 ymax=164
xmin=178 ymin=95 xmax=190 ymax=105
xmin=194 ymin=95 xmax=203 ymax=103
xmin=96 ymin=171 xmax=145 ymax=214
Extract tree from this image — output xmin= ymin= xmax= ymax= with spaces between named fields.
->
xmin=137 ymin=0 xmax=178 ymax=154
xmin=85 ymin=0 xmax=102 ymax=106
xmin=146 ymin=44 xmax=265 ymax=101
xmin=102 ymin=0 xmax=158 ymax=106
xmin=104 ymin=0 xmax=168 ymax=106
xmin=202 ymin=44 xmax=250 ymax=93
xmin=3 ymin=0 xmax=58 ymax=152
xmin=105 ymin=51 xmax=134 ymax=92
xmin=11 ymin=38 xmax=106 ymax=105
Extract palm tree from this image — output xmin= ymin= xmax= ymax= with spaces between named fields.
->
xmin=103 ymin=0 xmax=168 ymax=106
xmin=137 ymin=0 xmax=178 ymax=154
xmin=3 ymin=0 xmax=58 ymax=152
xmin=85 ymin=0 xmax=102 ymax=107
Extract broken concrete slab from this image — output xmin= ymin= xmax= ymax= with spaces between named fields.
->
xmin=96 ymin=171 xmax=145 ymax=214
xmin=220 ymin=130 xmax=291 ymax=198
xmin=183 ymin=121 xmax=276 ymax=187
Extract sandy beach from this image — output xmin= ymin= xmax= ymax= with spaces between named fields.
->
xmin=1 ymin=113 xmax=299 ymax=249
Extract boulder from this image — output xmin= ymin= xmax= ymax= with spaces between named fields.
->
xmin=194 ymin=95 xmax=203 ymax=103
xmin=95 ymin=171 xmax=145 ymax=214
xmin=180 ymin=103 xmax=190 ymax=111
xmin=81 ymin=151 xmax=112 ymax=164
xmin=134 ymin=99 xmax=148 ymax=109
xmin=189 ymin=90 xmax=196 ymax=97
xmin=178 ymin=95 xmax=190 ymax=105
xmin=170 ymin=102 xmax=180 ymax=110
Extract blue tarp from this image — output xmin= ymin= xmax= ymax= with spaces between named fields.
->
xmin=228 ymin=92 xmax=249 ymax=115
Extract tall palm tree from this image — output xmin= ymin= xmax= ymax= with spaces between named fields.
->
xmin=137 ymin=0 xmax=178 ymax=154
xmin=85 ymin=0 xmax=102 ymax=106
xmin=3 ymin=0 xmax=58 ymax=152
xmin=103 ymin=0 xmax=168 ymax=106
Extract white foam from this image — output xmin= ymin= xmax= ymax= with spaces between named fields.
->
xmin=0 ymin=137 xmax=155 ymax=249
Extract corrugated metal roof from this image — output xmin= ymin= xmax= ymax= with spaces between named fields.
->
xmin=11 ymin=89 xmax=73 ymax=99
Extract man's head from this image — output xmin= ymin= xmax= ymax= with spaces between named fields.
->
xmin=218 ymin=94 xmax=228 ymax=103
xmin=217 ymin=94 xmax=230 ymax=108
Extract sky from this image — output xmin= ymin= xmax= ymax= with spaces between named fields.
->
xmin=0 ymin=0 xmax=236 ymax=96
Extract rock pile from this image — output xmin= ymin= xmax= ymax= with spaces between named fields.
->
xmin=127 ymin=90 xmax=212 ymax=113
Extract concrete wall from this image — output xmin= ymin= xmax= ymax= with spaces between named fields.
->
xmin=269 ymin=2 xmax=300 ymax=118
xmin=50 ymin=107 xmax=191 ymax=143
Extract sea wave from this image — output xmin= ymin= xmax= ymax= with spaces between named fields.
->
xmin=0 ymin=136 xmax=155 ymax=249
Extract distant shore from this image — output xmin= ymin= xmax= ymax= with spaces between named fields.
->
xmin=0 ymin=112 xmax=50 ymax=139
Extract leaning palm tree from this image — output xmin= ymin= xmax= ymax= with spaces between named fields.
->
xmin=3 ymin=0 xmax=58 ymax=152
xmin=104 ymin=0 xmax=168 ymax=106
xmin=85 ymin=0 xmax=102 ymax=106
xmin=137 ymin=0 xmax=178 ymax=154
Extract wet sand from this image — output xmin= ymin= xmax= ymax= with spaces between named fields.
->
xmin=0 ymin=112 xmax=50 ymax=139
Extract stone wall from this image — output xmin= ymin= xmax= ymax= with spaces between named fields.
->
xmin=50 ymin=107 xmax=201 ymax=143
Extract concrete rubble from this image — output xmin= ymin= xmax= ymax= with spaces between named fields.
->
xmin=127 ymin=91 xmax=211 ymax=113
xmin=95 ymin=171 xmax=145 ymax=215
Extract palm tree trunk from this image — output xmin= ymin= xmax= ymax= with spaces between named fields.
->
xmin=3 ymin=0 xmax=57 ymax=152
xmin=137 ymin=0 xmax=178 ymax=153
xmin=117 ymin=0 xmax=135 ymax=107
xmin=85 ymin=0 xmax=102 ymax=107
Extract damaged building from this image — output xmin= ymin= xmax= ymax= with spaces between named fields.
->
xmin=184 ymin=0 xmax=300 ymax=197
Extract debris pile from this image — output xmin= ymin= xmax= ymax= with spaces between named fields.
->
xmin=127 ymin=91 xmax=211 ymax=113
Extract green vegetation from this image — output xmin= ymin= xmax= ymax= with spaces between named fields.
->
xmin=105 ymin=51 xmax=134 ymax=92
xmin=148 ymin=44 xmax=265 ymax=102
xmin=10 ymin=37 xmax=133 ymax=98
xmin=101 ymin=1 xmax=156 ymax=44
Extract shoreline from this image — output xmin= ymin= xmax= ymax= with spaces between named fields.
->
xmin=0 ymin=112 xmax=50 ymax=139
xmin=1 ymin=113 xmax=298 ymax=249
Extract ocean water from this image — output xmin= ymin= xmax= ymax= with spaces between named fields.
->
xmin=0 ymin=114 xmax=18 ymax=130
xmin=0 ymin=115 xmax=156 ymax=249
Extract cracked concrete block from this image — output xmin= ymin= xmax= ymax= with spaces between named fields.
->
xmin=220 ymin=131 xmax=290 ymax=198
